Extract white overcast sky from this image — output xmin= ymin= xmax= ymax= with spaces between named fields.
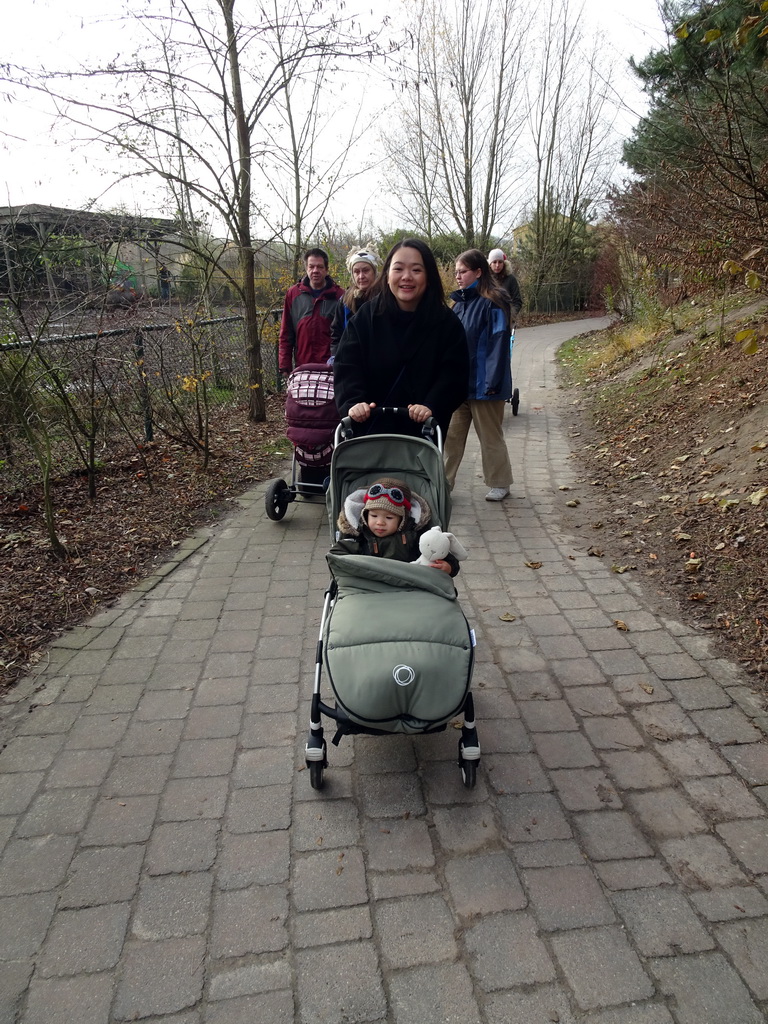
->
xmin=1 ymin=0 xmax=668 ymax=230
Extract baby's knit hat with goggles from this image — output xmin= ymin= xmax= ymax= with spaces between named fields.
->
xmin=362 ymin=479 xmax=412 ymax=532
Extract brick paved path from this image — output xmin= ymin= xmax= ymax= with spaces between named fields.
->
xmin=1 ymin=317 xmax=767 ymax=1024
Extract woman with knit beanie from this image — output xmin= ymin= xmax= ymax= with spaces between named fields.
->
xmin=488 ymin=248 xmax=523 ymax=323
xmin=329 ymin=246 xmax=380 ymax=359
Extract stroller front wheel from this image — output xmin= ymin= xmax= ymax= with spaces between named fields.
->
xmin=511 ymin=388 xmax=520 ymax=416
xmin=309 ymin=761 xmax=325 ymax=789
xmin=460 ymin=759 xmax=477 ymax=788
xmin=265 ymin=479 xmax=290 ymax=521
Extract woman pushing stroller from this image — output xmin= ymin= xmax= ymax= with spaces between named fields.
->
xmin=329 ymin=477 xmax=462 ymax=576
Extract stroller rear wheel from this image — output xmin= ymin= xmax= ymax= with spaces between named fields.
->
xmin=265 ymin=479 xmax=290 ymax=521
xmin=458 ymin=737 xmax=479 ymax=789
xmin=511 ymin=388 xmax=520 ymax=416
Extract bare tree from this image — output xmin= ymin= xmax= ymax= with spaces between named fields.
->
xmin=517 ymin=0 xmax=619 ymax=305
xmin=383 ymin=0 xmax=529 ymax=250
xmin=5 ymin=0 xmax=388 ymax=421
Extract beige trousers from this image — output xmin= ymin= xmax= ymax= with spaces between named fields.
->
xmin=444 ymin=400 xmax=513 ymax=489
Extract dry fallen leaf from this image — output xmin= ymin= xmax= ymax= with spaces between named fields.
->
xmin=614 ymin=619 xmax=629 ymax=631
xmin=587 ymin=546 xmax=604 ymax=557
xmin=525 ymin=561 xmax=543 ymax=569
xmin=565 ymin=499 xmax=580 ymax=507
xmin=498 ymin=612 xmax=517 ymax=622
xmin=640 ymin=683 xmax=655 ymax=694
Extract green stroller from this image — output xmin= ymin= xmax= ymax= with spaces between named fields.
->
xmin=304 ymin=408 xmax=480 ymax=789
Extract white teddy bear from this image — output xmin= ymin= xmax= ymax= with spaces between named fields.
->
xmin=411 ymin=526 xmax=469 ymax=567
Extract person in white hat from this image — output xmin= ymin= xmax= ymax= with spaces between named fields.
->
xmin=330 ymin=246 xmax=380 ymax=358
xmin=488 ymin=249 xmax=522 ymax=323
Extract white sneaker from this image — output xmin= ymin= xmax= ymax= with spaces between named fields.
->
xmin=485 ymin=487 xmax=509 ymax=501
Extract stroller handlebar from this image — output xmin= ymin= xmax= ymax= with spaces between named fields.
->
xmin=338 ymin=407 xmax=442 ymax=449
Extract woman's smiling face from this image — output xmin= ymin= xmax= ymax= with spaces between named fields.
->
xmin=387 ymin=247 xmax=427 ymax=311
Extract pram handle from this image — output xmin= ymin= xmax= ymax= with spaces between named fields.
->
xmin=338 ymin=406 xmax=442 ymax=448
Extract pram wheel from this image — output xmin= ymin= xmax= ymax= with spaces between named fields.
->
xmin=511 ymin=388 xmax=520 ymax=416
xmin=460 ymin=759 xmax=477 ymax=789
xmin=309 ymin=760 xmax=325 ymax=790
xmin=265 ymin=479 xmax=290 ymax=521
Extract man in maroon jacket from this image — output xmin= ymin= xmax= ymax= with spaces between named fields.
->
xmin=278 ymin=248 xmax=343 ymax=376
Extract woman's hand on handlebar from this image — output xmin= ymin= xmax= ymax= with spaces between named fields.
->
xmin=408 ymin=403 xmax=432 ymax=423
xmin=349 ymin=401 xmax=376 ymax=422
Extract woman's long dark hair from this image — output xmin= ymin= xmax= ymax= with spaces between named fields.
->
xmin=373 ymin=238 xmax=447 ymax=316
xmin=456 ymin=249 xmax=511 ymax=322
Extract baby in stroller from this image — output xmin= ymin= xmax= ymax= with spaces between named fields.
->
xmin=329 ymin=477 xmax=459 ymax=576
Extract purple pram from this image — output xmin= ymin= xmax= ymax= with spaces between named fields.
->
xmin=265 ymin=363 xmax=339 ymax=520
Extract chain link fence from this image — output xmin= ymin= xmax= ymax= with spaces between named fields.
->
xmin=0 ymin=313 xmax=281 ymax=494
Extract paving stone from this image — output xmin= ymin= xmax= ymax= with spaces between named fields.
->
xmin=294 ymin=943 xmax=385 ymax=1024
xmin=574 ymin=811 xmax=654 ymax=860
xmin=0 ymin=960 xmax=34 ymax=1024
xmin=649 ymin=952 xmax=764 ymax=1024
xmin=564 ymin=685 xmax=623 ymax=717
xmin=291 ymin=800 xmax=362 ymax=854
xmin=506 ymin=670 xmax=562 ymax=700
xmin=387 ymin=963 xmax=482 ymax=1024
xmin=583 ymin=715 xmax=645 ymax=749
xmin=375 ymin=894 xmax=457 ymax=969
xmin=146 ymin=820 xmax=219 ymax=875
xmin=172 ymin=739 xmax=237 ymax=779
xmin=645 ymin=654 xmax=707 ymax=680
xmin=292 ymin=848 xmax=367 ymax=912
xmin=632 ymin=702 xmax=699 ymax=740
xmin=593 ymin=649 xmax=648 ymax=676
xmin=216 ymin=830 xmax=289 ymax=889
xmin=38 ymin=903 xmax=131 ymax=976
xmin=595 ymin=858 xmax=674 ymax=891
xmin=0 ymin=772 xmax=44 ymax=815
xmin=659 ymin=835 xmax=749 ymax=888
xmin=532 ymin=731 xmax=600 ymax=769
xmin=690 ymin=707 xmax=762 ymax=745
xmin=464 ymin=912 xmax=556 ymax=990
xmin=664 ymin=678 xmax=731 ymax=709
xmin=211 ymin=885 xmax=288 ymax=957
xmin=716 ymin=819 xmax=768 ymax=873
xmin=523 ymin=864 xmax=615 ymax=930
xmin=359 ymin=772 xmax=427 ymax=818
xmin=498 ymin=793 xmax=573 ymax=843
xmin=103 ymin=754 xmax=174 ymax=795
xmin=59 ymin=845 xmax=145 ymax=907
xmin=208 ymin=958 xmax=290 ymax=1000
xmin=119 ymin=719 xmax=184 ymax=755
xmin=612 ymin=674 xmax=673 ymax=706
xmin=721 ymin=743 xmax=768 ymax=785
xmin=550 ymin=658 xmax=608 ymax=687
xmin=537 ymin=635 xmax=591 ymax=660
xmin=551 ymin=925 xmax=654 ymax=1010
xmin=24 ymin=972 xmax=114 ymax=1024
xmin=626 ymin=788 xmax=709 ymax=838
xmin=445 ymin=852 xmax=526 ymax=916
xmin=581 ymin=1006 xmax=675 ymax=1024
xmin=512 ymin=840 xmax=585 ymax=868
xmin=370 ymin=872 xmax=441 ymax=899
xmin=691 ymin=886 xmax=768 ymax=921
xmin=517 ymin=699 xmax=578 ymax=731
xmin=465 ymin=718 xmax=531 ymax=754
xmin=485 ymin=985 xmax=577 ymax=1024
xmin=713 ymin=918 xmax=768 ymax=999
xmin=82 ymin=794 xmax=158 ymax=845
xmin=363 ymin=818 xmax=434 ymax=870
xmin=132 ymin=872 xmax=212 ymax=939
xmin=681 ymin=776 xmax=763 ymax=823
xmin=17 ymin=787 xmax=97 ymax=837
xmin=654 ymin=737 xmax=731 ymax=778
xmin=113 ymin=936 xmax=206 ymax=1019
xmin=0 ymin=835 xmax=77 ymax=895
xmin=0 ymin=734 xmax=64 ymax=772
xmin=46 ymin=749 xmax=114 ymax=789
xmin=0 ymin=892 xmax=57 ymax=958
xmin=225 ymin=785 xmax=292 ymax=832
xmin=549 ymin=768 xmax=622 ymax=810
xmin=293 ymin=906 xmax=373 ymax=949
xmin=484 ymin=753 xmax=551 ymax=795
xmin=610 ymin=888 xmax=715 ymax=955
xmin=201 ymin=991 xmax=294 ymax=1023
xmin=600 ymin=750 xmax=673 ymax=790
xmin=182 ymin=705 xmax=243 ymax=740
